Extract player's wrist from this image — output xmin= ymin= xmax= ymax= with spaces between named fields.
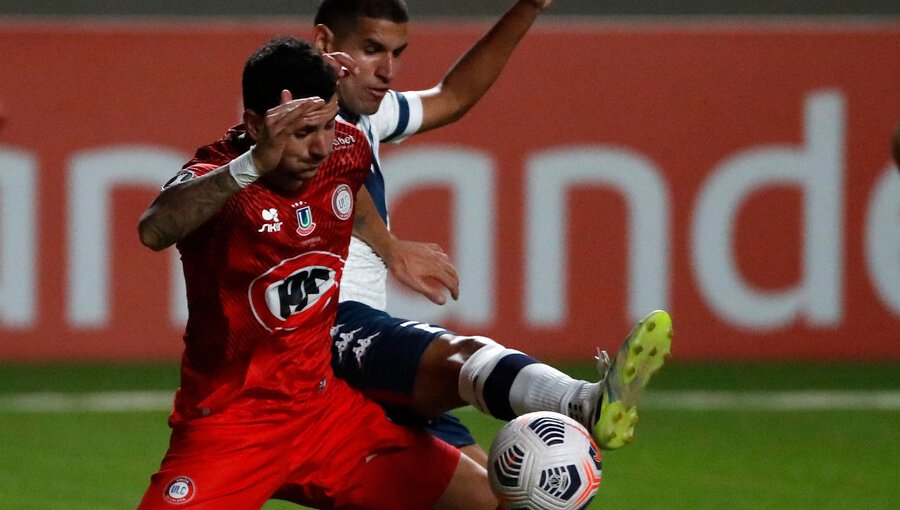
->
xmin=379 ymin=234 xmax=402 ymax=268
xmin=229 ymin=147 xmax=262 ymax=188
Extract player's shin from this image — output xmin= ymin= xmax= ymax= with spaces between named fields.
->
xmin=457 ymin=337 xmax=596 ymax=426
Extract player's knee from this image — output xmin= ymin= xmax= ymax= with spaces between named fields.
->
xmin=446 ymin=335 xmax=499 ymax=364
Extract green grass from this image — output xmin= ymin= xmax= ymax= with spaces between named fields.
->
xmin=1 ymin=362 xmax=898 ymax=509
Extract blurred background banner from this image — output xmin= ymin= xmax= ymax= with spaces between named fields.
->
xmin=0 ymin=20 xmax=898 ymax=361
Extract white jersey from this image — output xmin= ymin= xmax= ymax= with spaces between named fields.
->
xmin=338 ymin=90 xmax=424 ymax=310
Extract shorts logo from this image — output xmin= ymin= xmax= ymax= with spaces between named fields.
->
xmin=295 ymin=205 xmax=316 ymax=236
xmin=332 ymin=184 xmax=353 ymax=220
xmin=163 ymin=476 xmax=195 ymax=504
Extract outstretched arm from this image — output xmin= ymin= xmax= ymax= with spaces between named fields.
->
xmin=137 ymin=92 xmax=336 ymax=251
xmin=353 ymin=187 xmax=460 ymax=304
xmin=416 ymin=0 xmax=552 ymax=133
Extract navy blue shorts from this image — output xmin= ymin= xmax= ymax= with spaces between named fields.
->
xmin=331 ymin=300 xmax=476 ymax=448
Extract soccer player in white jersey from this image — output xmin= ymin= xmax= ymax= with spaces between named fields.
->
xmin=315 ymin=0 xmax=674 ymax=462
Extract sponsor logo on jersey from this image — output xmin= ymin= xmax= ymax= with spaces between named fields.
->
xmin=249 ymin=251 xmax=342 ymax=332
xmin=332 ymin=184 xmax=353 ymax=220
xmin=163 ymin=476 xmax=195 ymax=504
xmin=258 ymin=208 xmax=283 ymax=233
xmin=332 ymin=134 xmax=356 ymax=150
xmin=295 ymin=205 xmax=316 ymax=236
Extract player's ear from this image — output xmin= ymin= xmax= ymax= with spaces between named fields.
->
xmin=243 ymin=109 xmax=263 ymax=142
xmin=313 ymin=24 xmax=335 ymax=53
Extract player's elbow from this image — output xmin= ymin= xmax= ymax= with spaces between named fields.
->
xmin=444 ymin=105 xmax=469 ymax=125
xmin=137 ymin=214 xmax=170 ymax=252
xmin=427 ymin=85 xmax=473 ymax=129
xmin=444 ymin=89 xmax=476 ymax=123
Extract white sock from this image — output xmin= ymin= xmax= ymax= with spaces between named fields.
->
xmin=458 ymin=336 xmax=595 ymax=425
xmin=509 ymin=365 xmax=597 ymax=428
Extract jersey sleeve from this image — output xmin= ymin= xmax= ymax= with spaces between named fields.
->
xmin=369 ymin=90 xmax=424 ymax=145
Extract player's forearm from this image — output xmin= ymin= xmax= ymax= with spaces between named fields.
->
xmin=137 ymin=166 xmax=241 ymax=251
xmin=352 ymin=186 xmax=397 ymax=263
xmin=420 ymin=0 xmax=545 ymax=132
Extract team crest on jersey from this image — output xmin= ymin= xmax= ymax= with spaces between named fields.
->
xmin=249 ymin=251 xmax=342 ymax=332
xmin=163 ymin=476 xmax=195 ymax=504
xmin=294 ymin=205 xmax=316 ymax=236
xmin=332 ymin=184 xmax=353 ymax=220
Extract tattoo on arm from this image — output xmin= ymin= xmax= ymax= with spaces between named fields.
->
xmin=138 ymin=166 xmax=241 ymax=251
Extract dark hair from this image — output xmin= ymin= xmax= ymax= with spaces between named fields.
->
xmin=314 ymin=0 xmax=409 ymax=38
xmin=242 ymin=36 xmax=337 ymax=116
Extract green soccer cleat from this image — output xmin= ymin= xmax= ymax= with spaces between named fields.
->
xmin=592 ymin=310 xmax=673 ymax=449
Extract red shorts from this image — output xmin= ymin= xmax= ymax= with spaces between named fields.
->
xmin=137 ymin=377 xmax=461 ymax=509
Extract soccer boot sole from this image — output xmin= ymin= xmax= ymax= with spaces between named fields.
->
xmin=594 ymin=310 xmax=673 ymax=449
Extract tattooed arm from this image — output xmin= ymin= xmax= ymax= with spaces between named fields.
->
xmin=137 ymin=167 xmax=242 ymax=251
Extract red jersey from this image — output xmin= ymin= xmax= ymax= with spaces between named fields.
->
xmin=169 ymin=123 xmax=371 ymax=423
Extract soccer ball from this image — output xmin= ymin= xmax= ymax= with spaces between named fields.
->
xmin=488 ymin=411 xmax=603 ymax=510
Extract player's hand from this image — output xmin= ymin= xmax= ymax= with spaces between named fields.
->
xmin=385 ymin=240 xmax=460 ymax=305
xmin=251 ymin=90 xmax=338 ymax=173
xmin=323 ymin=52 xmax=359 ymax=78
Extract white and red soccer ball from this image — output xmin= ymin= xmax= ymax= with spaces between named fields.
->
xmin=488 ymin=412 xmax=603 ymax=510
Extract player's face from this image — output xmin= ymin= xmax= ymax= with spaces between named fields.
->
xmin=332 ymin=17 xmax=408 ymax=115
xmin=274 ymin=100 xmax=338 ymax=187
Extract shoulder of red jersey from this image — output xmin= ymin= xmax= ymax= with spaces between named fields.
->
xmin=332 ymin=120 xmax=370 ymax=156
xmin=161 ymin=125 xmax=250 ymax=191
xmin=327 ymin=121 xmax=372 ymax=180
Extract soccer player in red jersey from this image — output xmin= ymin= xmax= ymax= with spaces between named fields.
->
xmin=136 ymin=36 xmax=496 ymax=509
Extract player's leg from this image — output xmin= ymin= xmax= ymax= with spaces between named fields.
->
xmin=417 ymin=333 xmax=602 ymax=428
xmin=331 ymin=300 xmax=448 ymax=411
xmin=331 ymin=300 xmax=482 ymax=457
xmin=433 ymin=451 xmax=498 ymax=510
xmin=137 ymin=420 xmax=287 ymax=509
xmin=417 ymin=310 xmax=673 ymax=449
xmin=340 ymin=427 xmax=497 ymax=510
xmin=279 ymin=381 xmax=496 ymax=510
xmin=427 ymin=412 xmax=488 ymax=467
xmin=333 ymin=300 xmax=673 ymax=449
